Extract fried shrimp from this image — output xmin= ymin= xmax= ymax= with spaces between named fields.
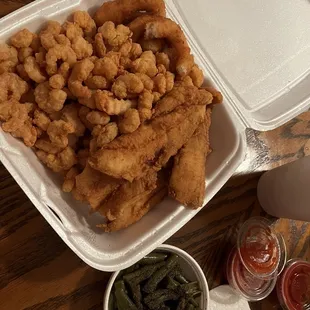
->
xmin=46 ymin=44 xmax=77 ymax=76
xmin=68 ymin=58 xmax=94 ymax=98
xmin=94 ymin=0 xmax=166 ymax=26
xmin=144 ymin=17 xmax=194 ymax=76
xmin=0 ymin=72 xmax=29 ymax=103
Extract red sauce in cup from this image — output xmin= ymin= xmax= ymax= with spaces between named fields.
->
xmin=238 ymin=221 xmax=281 ymax=278
xmin=277 ymin=259 xmax=310 ymax=310
xmin=226 ymin=247 xmax=277 ymax=301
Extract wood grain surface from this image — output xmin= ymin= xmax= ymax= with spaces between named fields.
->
xmin=0 ymin=1 xmax=310 ymax=309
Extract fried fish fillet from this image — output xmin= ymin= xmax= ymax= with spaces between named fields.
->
xmin=73 ymin=163 xmax=121 ymax=211
xmin=89 ymin=104 xmax=206 ymax=181
xmin=152 ymin=85 xmax=213 ymax=117
xmin=97 ymin=170 xmax=167 ymax=232
xmin=169 ymin=108 xmax=212 ymax=209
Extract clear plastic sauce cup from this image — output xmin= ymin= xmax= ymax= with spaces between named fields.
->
xmin=226 ymin=217 xmax=287 ymax=301
xmin=276 ymin=259 xmax=310 ymax=310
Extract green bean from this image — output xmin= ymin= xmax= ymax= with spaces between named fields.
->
xmin=166 ymin=276 xmax=180 ymax=290
xmin=143 ymin=254 xmax=179 ymax=293
xmin=176 ymin=298 xmax=187 ymax=310
xmin=189 ymin=296 xmax=199 ymax=307
xmin=128 ymin=282 xmax=143 ymax=309
xmin=144 ymin=289 xmax=179 ymax=309
xmin=114 ymin=280 xmax=138 ymax=310
xmin=139 ymin=253 xmax=168 ymax=265
xmin=181 ymin=282 xmax=200 ymax=295
xmin=185 ymin=304 xmax=195 ymax=310
xmin=175 ymin=272 xmax=189 ymax=284
xmin=124 ymin=261 xmax=165 ymax=283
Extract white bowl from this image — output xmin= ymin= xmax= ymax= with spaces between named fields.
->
xmin=103 ymin=244 xmax=209 ymax=310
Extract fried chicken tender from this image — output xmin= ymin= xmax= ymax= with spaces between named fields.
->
xmin=91 ymin=122 xmax=119 ymax=149
xmin=153 ymin=71 xmax=175 ymax=95
xmin=24 ymin=56 xmax=46 ymax=83
xmin=145 ymin=17 xmax=194 ymax=76
xmin=131 ymin=51 xmax=158 ymax=77
xmin=98 ymin=22 xmax=132 ymax=47
xmin=153 ymin=85 xmax=213 ymax=117
xmin=89 ymin=104 xmax=206 ymax=181
xmin=112 ymin=73 xmax=144 ymax=99
xmin=18 ymin=47 xmax=33 ymax=63
xmin=71 ymin=36 xmax=93 ymax=60
xmin=33 ymin=109 xmax=51 ymax=131
xmin=169 ymin=109 xmax=212 ymax=209
xmin=73 ymin=11 xmax=97 ymax=38
xmin=94 ymin=0 xmax=166 ymax=26
xmin=97 ymin=170 xmax=167 ymax=232
xmin=35 ymin=137 xmax=65 ymax=154
xmin=10 ymin=29 xmax=34 ymax=48
xmin=0 ymin=72 xmax=29 ymax=103
xmin=62 ymin=166 xmax=80 ymax=193
xmin=86 ymin=110 xmax=110 ymax=126
xmin=68 ymin=58 xmax=94 ymax=98
xmin=63 ymin=22 xmax=84 ymax=41
xmin=34 ymin=82 xmax=67 ymax=113
xmin=94 ymin=33 xmax=106 ymax=58
xmin=94 ymin=90 xmax=134 ymax=115
xmin=47 ymin=120 xmax=75 ymax=148
xmin=49 ymin=74 xmax=66 ymax=89
xmin=0 ymin=44 xmax=18 ymax=74
xmin=61 ymin=104 xmax=86 ymax=137
xmin=46 ymin=44 xmax=77 ymax=76
xmin=85 ymin=75 xmax=109 ymax=90
xmin=118 ymin=108 xmax=141 ymax=134
xmin=36 ymin=146 xmax=77 ymax=173
xmin=74 ymin=164 xmax=121 ymax=210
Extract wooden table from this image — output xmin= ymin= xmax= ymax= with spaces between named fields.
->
xmin=0 ymin=1 xmax=310 ymax=309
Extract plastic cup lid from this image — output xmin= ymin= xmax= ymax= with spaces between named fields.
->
xmin=237 ymin=217 xmax=287 ymax=279
xmin=277 ymin=259 xmax=310 ymax=310
xmin=209 ymin=285 xmax=250 ymax=310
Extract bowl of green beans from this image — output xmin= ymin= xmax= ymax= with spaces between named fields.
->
xmin=103 ymin=244 xmax=209 ymax=310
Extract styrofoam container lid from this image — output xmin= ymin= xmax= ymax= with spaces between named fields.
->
xmin=166 ymin=0 xmax=310 ymax=130
xmin=0 ymin=0 xmax=309 ymax=271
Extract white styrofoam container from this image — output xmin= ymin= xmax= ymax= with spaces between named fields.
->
xmin=103 ymin=244 xmax=210 ymax=310
xmin=0 ymin=0 xmax=309 ymax=271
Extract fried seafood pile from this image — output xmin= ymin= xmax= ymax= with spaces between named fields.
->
xmin=0 ymin=0 xmax=222 ymax=232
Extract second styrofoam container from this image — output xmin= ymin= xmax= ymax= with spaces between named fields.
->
xmin=0 ymin=0 xmax=309 ymax=271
